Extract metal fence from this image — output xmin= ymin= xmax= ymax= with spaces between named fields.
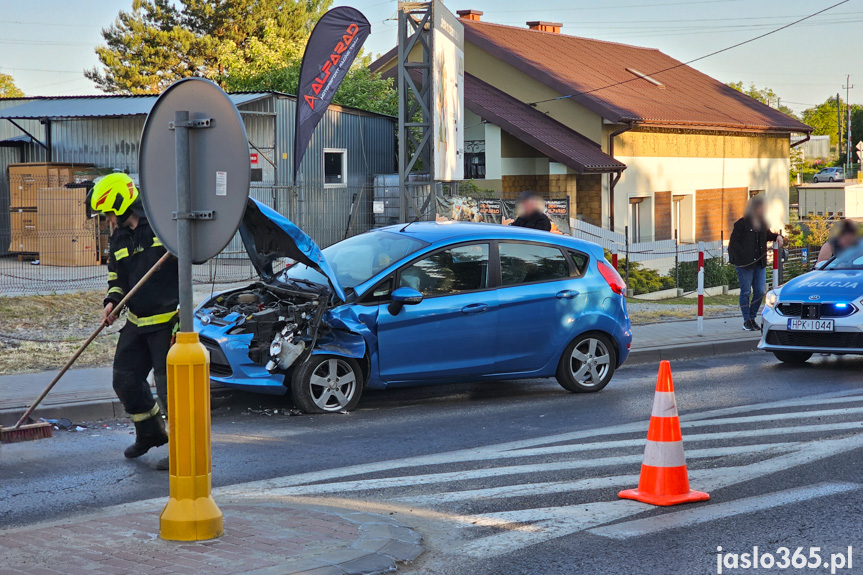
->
xmin=0 ymin=177 xmax=375 ymax=295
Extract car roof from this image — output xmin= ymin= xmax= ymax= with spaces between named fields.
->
xmin=373 ymin=221 xmax=599 ymax=251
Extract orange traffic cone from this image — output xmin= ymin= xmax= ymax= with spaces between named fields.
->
xmin=619 ymin=361 xmax=709 ymax=506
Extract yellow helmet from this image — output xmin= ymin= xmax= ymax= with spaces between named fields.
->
xmin=89 ymin=173 xmax=139 ymax=216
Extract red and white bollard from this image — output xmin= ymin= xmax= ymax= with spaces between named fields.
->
xmin=612 ymin=246 xmax=618 ymax=270
xmin=697 ymin=242 xmax=704 ymax=336
xmin=772 ymin=245 xmax=779 ymax=291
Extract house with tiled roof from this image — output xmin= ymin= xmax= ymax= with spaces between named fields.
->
xmin=371 ymin=10 xmax=811 ymax=242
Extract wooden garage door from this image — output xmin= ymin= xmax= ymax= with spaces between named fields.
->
xmin=654 ymin=191 xmax=672 ymax=241
xmin=695 ymin=188 xmax=748 ymax=241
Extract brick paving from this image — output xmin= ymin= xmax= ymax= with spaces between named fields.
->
xmin=0 ymin=502 xmax=421 ymax=575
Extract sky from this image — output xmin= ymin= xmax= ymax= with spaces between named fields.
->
xmin=0 ymin=0 xmax=859 ymax=115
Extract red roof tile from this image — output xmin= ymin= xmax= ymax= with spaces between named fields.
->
xmin=464 ymin=74 xmax=626 ymax=174
xmin=462 ymin=19 xmax=811 ymax=133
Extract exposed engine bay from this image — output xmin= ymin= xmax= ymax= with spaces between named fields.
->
xmin=197 ymin=282 xmax=329 ymax=373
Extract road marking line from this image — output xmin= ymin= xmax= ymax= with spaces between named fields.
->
xmin=219 ymin=389 xmax=863 ymax=495
xmin=458 ymin=501 xmax=651 ymax=558
xmin=264 ymin=443 xmax=796 ymax=496
xmin=589 ymin=482 xmax=860 ymax=540
xmin=497 ymin=421 xmax=863 ymax=460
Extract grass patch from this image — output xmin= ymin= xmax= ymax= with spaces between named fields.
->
xmin=628 ymin=294 xmax=740 ymax=306
xmin=0 ymin=291 xmax=119 ymax=374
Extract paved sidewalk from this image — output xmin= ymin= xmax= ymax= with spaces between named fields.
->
xmin=0 ymin=500 xmax=422 ymax=575
xmin=0 ymin=316 xmax=761 ymax=425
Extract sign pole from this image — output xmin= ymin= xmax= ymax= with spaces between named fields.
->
xmin=159 ymin=110 xmax=223 ymax=541
xmin=175 ymin=111 xmax=194 ymax=332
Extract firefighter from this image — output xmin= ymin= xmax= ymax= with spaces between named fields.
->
xmin=88 ymin=173 xmax=179 ymax=461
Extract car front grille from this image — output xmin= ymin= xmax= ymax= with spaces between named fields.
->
xmin=777 ymin=303 xmax=802 ymax=316
xmin=199 ymin=335 xmax=233 ymax=377
xmin=776 ymin=302 xmax=856 ymax=318
xmin=766 ymin=330 xmax=863 ymax=349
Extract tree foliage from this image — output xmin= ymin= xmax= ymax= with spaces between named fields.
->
xmin=223 ymin=54 xmax=397 ymax=116
xmin=0 ymin=74 xmax=24 ymax=98
xmin=86 ymin=0 xmax=331 ymax=94
xmin=800 ymin=96 xmax=863 ymax=150
xmin=727 ymin=81 xmax=797 ymax=119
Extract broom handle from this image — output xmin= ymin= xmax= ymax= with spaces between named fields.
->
xmin=14 ymin=251 xmax=174 ymax=429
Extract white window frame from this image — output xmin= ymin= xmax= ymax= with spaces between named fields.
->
xmin=323 ymin=148 xmax=348 ymax=188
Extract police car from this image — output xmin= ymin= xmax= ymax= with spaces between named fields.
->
xmin=760 ymin=242 xmax=863 ymax=363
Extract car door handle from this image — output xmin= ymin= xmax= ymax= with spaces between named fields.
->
xmin=461 ymin=303 xmax=490 ymax=315
xmin=556 ymin=290 xmax=580 ymax=299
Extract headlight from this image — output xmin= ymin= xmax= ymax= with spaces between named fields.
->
xmin=765 ymin=290 xmax=778 ymax=308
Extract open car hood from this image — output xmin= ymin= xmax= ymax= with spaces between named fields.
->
xmin=238 ymin=198 xmax=347 ymax=302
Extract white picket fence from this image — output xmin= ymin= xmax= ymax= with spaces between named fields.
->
xmin=570 ymin=219 xmax=724 ymax=263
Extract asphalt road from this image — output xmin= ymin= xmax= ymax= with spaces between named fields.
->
xmin=3 ymin=352 xmax=863 ymax=575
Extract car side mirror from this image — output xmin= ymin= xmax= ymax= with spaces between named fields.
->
xmin=388 ymin=287 xmax=423 ymax=315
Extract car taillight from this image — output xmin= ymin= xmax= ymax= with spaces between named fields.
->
xmin=598 ymin=261 xmax=626 ymax=296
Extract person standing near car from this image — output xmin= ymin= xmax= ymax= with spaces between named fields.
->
xmin=88 ymin=173 xmax=179 ymax=464
xmin=728 ymin=195 xmax=783 ymax=331
xmin=817 ymin=219 xmax=859 ymax=263
xmin=510 ymin=190 xmax=552 ymax=231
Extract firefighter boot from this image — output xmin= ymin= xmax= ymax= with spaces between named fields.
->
xmin=124 ymin=411 xmax=169 ymax=459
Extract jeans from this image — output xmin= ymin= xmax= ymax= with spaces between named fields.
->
xmin=736 ymin=265 xmax=767 ymax=321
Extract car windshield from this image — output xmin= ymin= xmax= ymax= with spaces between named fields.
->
xmin=282 ymin=230 xmax=428 ymax=289
xmin=824 ymin=242 xmax=863 ymax=270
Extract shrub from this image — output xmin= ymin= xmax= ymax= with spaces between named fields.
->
xmin=666 ymin=257 xmax=737 ymax=292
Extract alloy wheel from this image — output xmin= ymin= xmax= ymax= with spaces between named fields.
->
xmin=569 ymin=337 xmax=611 ymax=387
xmin=309 ymin=358 xmax=357 ymax=411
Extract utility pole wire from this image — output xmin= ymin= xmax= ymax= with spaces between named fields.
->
xmin=530 ymin=0 xmax=851 ymax=107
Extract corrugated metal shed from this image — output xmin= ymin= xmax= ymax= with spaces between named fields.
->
xmin=0 ymin=93 xmax=272 ymax=119
xmin=0 ymin=91 xmax=396 ymax=255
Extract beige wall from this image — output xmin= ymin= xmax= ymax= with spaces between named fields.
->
xmin=463 ymin=43 xmax=604 ymax=144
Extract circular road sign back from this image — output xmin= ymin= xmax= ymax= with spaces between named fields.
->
xmin=139 ymin=78 xmax=251 ymax=264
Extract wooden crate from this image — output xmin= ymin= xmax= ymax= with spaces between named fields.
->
xmin=7 ymin=163 xmax=93 ymax=209
xmin=38 ymin=230 xmax=100 ymax=267
xmin=36 ymin=188 xmax=100 ymax=267
xmin=8 ymin=209 xmax=38 ymax=253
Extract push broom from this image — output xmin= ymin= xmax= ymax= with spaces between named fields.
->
xmin=1 ymin=251 xmax=173 ymax=444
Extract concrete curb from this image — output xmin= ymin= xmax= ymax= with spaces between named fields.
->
xmin=626 ymin=337 xmax=760 ymax=365
xmin=0 ymin=398 xmax=124 ymax=427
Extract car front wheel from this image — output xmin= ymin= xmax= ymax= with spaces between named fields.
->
xmin=556 ymin=333 xmax=616 ymax=393
xmin=772 ymin=350 xmax=812 ymax=364
xmin=813 ymin=177 xmax=819 ymax=183
xmin=291 ymin=355 xmax=363 ymax=413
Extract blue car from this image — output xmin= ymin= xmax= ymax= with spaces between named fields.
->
xmin=760 ymin=242 xmax=863 ymax=363
xmin=195 ymin=198 xmax=632 ymax=413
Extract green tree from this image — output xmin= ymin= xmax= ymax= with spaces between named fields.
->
xmin=0 ymin=73 xmax=24 ymax=98
xmin=86 ymin=0 xmax=331 ymax=94
xmin=728 ymin=81 xmax=798 ymax=119
xmin=802 ymin=97 xmax=844 ymax=147
xmin=784 ymin=210 xmax=805 ymax=248
xmin=223 ymin=54 xmax=398 ymax=117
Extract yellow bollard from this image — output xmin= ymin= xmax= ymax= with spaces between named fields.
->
xmin=160 ymin=332 xmax=223 ymax=541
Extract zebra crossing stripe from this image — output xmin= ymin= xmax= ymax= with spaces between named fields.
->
xmin=590 ymin=483 xmax=860 ymax=540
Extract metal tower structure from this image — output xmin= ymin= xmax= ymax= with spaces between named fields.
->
xmin=397 ymin=1 xmax=434 ymax=221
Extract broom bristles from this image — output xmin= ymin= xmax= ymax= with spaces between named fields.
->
xmin=1 ymin=422 xmax=54 ymax=444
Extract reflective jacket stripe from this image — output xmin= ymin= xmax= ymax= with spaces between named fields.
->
xmin=642 ymin=440 xmax=687 ymax=468
xmin=107 ymin=286 xmax=125 ymax=296
xmin=114 ymin=247 xmax=129 ymax=260
xmin=152 ymin=237 xmax=163 ymax=247
xmin=107 ymin=272 xmax=118 ymax=281
xmin=129 ymin=404 xmax=161 ymax=422
xmin=127 ymin=310 xmax=178 ymax=327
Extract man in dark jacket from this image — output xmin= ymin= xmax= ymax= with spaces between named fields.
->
xmin=511 ymin=190 xmax=552 ymax=231
xmin=728 ymin=195 xmax=783 ymax=331
xmin=88 ymin=173 xmax=179 ymax=462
